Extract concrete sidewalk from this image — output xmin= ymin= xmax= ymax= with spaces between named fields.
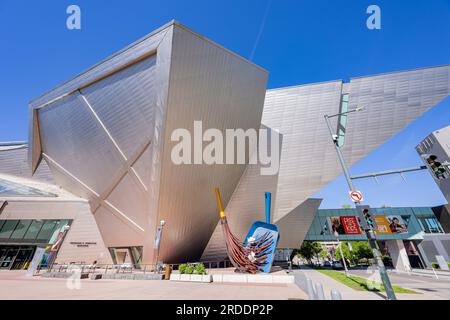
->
xmin=293 ymin=269 xmax=445 ymax=300
xmin=0 ymin=271 xmax=307 ymax=300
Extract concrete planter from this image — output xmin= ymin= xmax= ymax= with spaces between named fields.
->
xmin=180 ymin=274 xmax=191 ymax=281
xmin=170 ymin=273 xmax=211 ymax=283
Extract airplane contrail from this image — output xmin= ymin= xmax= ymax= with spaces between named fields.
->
xmin=250 ymin=0 xmax=272 ymax=61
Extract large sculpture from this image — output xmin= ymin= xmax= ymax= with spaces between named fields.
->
xmin=215 ymin=188 xmax=278 ymax=273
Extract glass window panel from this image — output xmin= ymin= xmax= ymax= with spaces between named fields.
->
xmin=400 ymin=215 xmax=410 ymax=225
xmin=36 ymin=220 xmax=58 ymax=241
xmin=23 ymin=220 xmax=44 ymax=240
xmin=0 ymin=220 xmax=5 ymax=231
xmin=342 ymin=93 xmax=349 ymax=102
xmin=10 ymin=220 xmax=32 ymax=239
xmin=0 ymin=178 xmax=57 ymax=197
xmin=0 ymin=220 xmax=19 ymax=239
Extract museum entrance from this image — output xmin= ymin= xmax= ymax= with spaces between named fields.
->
xmin=0 ymin=245 xmax=36 ymax=270
xmin=108 ymin=247 xmax=143 ymax=268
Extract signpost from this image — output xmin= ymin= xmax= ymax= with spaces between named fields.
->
xmin=324 ymin=112 xmax=397 ymax=300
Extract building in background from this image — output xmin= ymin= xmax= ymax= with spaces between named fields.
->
xmin=414 ymin=126 xmax=450 ymax=269
xmin=1 ymin=21 xmax=450 ymax=269
xmin=303 ymin=206 xmax=446 ymax=270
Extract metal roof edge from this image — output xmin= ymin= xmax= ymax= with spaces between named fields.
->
xmin=0 ymin=141 xmax=27 ymax=147
xmin=266 ymin=79 xmax=343 ymax=92
xmin=350 ymin=63 xmax=450 ymax=81
xmin=28 ymin=20 xmax=177 ymax=107
xmin=172 ymin=21 xmax=268 ymax=74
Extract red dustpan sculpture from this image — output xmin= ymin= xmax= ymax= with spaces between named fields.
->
xmin=214 ymin=188 xmax=277 ymax=273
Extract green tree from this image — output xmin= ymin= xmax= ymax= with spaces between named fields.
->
xmin=353 ymin=241 xmax=373 ymax=260
xmin=335 ymin=241 xmax=373 ymax=265
xmin=319 ymin=249 xmax=329 ymax=260
xmin=335 ymin=242 xmax=355 ymax=263
xmin=297 ymin=241 xmax=324 ymax=264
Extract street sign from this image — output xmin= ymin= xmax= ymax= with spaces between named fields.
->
xmin=349 ymin=190 xmax=363 ymax=202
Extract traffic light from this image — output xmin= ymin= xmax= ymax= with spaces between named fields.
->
xmin=363 ymin=208 xmax=375 ymax=229
xmin=356 ymin=205 xmax=377 ymax=231
xmin=425 ymin=154 xmax=448 ymax=180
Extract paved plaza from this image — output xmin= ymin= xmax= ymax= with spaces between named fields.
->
xmin=0 ymin=271 xmax=307 ymax=300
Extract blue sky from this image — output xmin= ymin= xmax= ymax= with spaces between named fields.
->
xmin=0 ymin=0 xmax=449 ymax=207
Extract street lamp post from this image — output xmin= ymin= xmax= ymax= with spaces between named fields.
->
xmin=334 ymin=231 xmax=349 ymax=277
xmin=154 ymin=220 xmax=166 ymax=274
xmin=324 ymin=109 xmax=397 ymax=300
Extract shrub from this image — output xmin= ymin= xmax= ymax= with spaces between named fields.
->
xmin=382 ymin=256 xmax=393 ymax=267
xmin=432 ymin=262 xmax=440 ymax=269
xmin=179 ymin=263 xmax=188 ymax=274
xmin=184 ymin=264 xmax=195 ymax=274
xmin=179 ymin=263 xmax=207 ymax=275
xmin=194 ymin=263 xmax=207 ymax=275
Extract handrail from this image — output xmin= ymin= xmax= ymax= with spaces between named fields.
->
xmin=36 ymin=259 xmax=233 ymax=275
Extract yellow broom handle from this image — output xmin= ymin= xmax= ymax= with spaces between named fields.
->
xmin=214 ymin=188 xmax=226 ymax=218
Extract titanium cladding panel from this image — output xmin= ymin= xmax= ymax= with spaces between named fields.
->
xmin=262 ymin=81 xmax=343 ymax=222
xmin=30 ymin=21 xmax=268 ymax=264
xmin=343 ymin=65 xmax=450 ymax=165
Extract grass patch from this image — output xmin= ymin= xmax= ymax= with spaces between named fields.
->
xmin=317 ymin=269 xmax=420 ymax=294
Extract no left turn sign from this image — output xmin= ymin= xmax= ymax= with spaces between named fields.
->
xmin=349 ymin=190 xmax=364 ymax=202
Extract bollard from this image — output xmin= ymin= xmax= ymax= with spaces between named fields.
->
xmin=331 ymin=288 xmax=342 ymax=300
xmin=315 ymin=283 xmax=325 ymax=300
xmin=306 ymin=277 xmax=315 ymax=300
xmin=164 ymin=264 xmax=171 ymax=280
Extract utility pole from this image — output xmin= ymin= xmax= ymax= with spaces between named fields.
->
xmin=324 ymin=111 xmax=397 ymax=300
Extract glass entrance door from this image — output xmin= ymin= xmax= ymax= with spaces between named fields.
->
xmin=0 ymin=246 xmax=37 ymax=270
xmin=0 ymin=247 xmax=19 ymax=269
xmin=11 ymin=246 xmax=36 ymax=270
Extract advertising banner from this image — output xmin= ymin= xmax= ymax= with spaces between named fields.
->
xmin=340 ymin=216 xmax=361 ymax=235
xmin=25 ymin=247 xmax=46 ymax=277
xmin=329 ymin=216 xmax=361 ymax=235
xmin=374 ymin=215 xmax=392 ymax=234
xmin=386 ymin=215 xmax=408 ymax=234
xmin=154 ymin=225 xmax=163 ymax=249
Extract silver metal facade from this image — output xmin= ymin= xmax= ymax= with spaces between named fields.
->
xmin=202 ymin=65 xmax=450 ymax=260
xmin=29 ymin=21 xmax=268 ymax=264
xmin=0 ymin=145 xmax=53 ymax=183
xmin=344 ymin=65 xmax=450 ymax=165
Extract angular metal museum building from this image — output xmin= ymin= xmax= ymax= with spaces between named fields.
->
xmin=1 ymin=21 xmax=450 ymax=268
